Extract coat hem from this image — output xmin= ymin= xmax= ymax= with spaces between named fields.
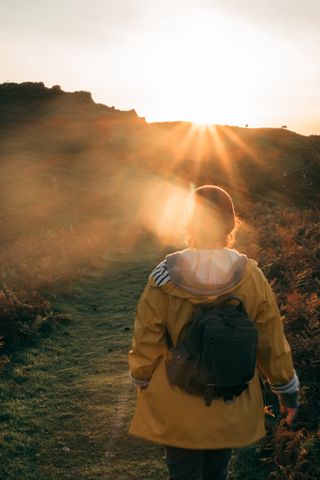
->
xmin=128 ymin=430 xmax=266 ymax=450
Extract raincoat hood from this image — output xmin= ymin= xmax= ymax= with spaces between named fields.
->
xmin=165 ymin=248 xmax=248 ymax=296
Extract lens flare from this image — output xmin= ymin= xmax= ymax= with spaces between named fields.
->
xmin=137 ymin=178 xmax=190 ymax=246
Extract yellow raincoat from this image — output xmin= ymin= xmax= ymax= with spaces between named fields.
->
xmin=128 ymin=248 xmax=295 ymax=449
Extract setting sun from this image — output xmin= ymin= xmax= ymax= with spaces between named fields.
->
xmin=136 ymin=9 xmax=259 ymax=125
xmin=2 ymin=1 xmax=319 ymax=133
xmin=120 ymin=6 xmax=288 ymax=127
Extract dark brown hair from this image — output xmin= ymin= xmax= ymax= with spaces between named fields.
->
xmin=184 ymin=185 xmax=236 ymax=248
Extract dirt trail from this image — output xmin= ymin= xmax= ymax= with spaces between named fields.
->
xmin=0 ymin=248 xmax=167 ymax=480
xmin=1 ymin=246 xmax=268 ymax=480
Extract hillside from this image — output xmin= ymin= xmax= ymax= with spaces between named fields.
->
xmin=0 ymin=82 xmax=319 ymax=244
xmin=0 ymin=204 xmax=319 ymax=480
xmin=0 ymin=82 xmax=319 ymax=480
xmin=0 ymin=82 xmax=140 ymax=126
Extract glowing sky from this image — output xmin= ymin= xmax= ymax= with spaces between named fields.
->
xmin=1 ymin=0 xmax=319 ymax=134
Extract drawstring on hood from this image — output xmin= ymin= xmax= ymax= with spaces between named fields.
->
xmin=165 ymin=248 xmax=248 ymax=296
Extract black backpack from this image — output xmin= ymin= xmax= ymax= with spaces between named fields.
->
xmin=165 ymin=297 xmax=258 ymax=406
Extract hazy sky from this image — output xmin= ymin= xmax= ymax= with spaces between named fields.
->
xmin=1 ymin=0 xmax=319 ymax=134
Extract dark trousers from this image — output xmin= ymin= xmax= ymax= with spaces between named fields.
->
xmin=165 ymin=446 xmax=232 ymax=480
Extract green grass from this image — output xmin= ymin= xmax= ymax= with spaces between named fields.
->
xmin=0 ymin=245 xmax=274 ymax=479
xmin=0 ymin=246 xmax=168 ymax=480
xmin=229 ymin=445 xmax=270 ymax=480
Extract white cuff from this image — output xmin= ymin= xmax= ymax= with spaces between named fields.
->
xmin=269 ymin=371 xmax=300 ymax=395
xmin=130 ymin=372 xmax=149 ymax=388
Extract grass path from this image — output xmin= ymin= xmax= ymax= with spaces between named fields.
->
xmin=0 ymin=246 xmax=267 ymax=480
xmin=0 ymin=247 xmax=168 ymax=480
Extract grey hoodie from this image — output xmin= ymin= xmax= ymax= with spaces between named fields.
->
xmin=153 ymin=248 xmax=248 ymax=296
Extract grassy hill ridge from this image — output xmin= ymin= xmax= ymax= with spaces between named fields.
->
xmin=0 ymin=82 xmax=319 ymax=479
xmin=0 ymin=82 xmax=319 ymax=245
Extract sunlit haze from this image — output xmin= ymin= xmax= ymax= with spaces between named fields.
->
xmin=1 ymin=0 xmax=320 ymax=134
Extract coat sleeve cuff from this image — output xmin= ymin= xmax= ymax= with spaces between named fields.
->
xmin=130 ymin=372 xmax=150 ymax=388
xmin=269 ymin=371 xmax=300 ymax=395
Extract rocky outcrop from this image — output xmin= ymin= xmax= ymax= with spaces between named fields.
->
xmin=0 ymin=82 xmax=141 ymax=127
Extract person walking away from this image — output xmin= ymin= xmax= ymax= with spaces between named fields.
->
xmin=128 ymin=185 xmax=299 ymax=480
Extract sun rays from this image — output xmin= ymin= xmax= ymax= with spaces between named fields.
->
xmin=161 ymin=121 xmax=261 ymax=190
xmin=135 ymin=122 xmax=264 ymax=246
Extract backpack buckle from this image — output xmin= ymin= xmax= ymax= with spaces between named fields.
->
xmin=204 ymin=383 xmax=215 ymax=407
xmin=223 ymin=395 xmax=234 ymax=404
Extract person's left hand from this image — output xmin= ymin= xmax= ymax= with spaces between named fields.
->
xmin=280 ymin=404 xmax=298 ymax=427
